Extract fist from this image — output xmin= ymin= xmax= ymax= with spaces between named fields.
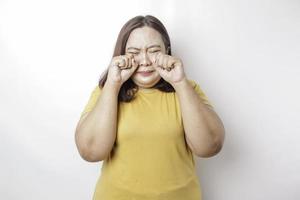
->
xmin=153 ymin=52 xmax=186 ymax=85
xmin=107 ymin=54 xmax=139 ymax=87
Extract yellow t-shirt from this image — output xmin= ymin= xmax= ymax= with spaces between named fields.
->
xmin=80 ymin=79 xmax=214 ymax=200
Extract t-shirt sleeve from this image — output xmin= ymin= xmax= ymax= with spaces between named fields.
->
xmin=80 ymin=85 xmax=102 ymax=118
xmin=187 ymin=79 xmax=214 ymax=109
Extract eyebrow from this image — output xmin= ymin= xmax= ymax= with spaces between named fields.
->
xmin=126 ymin=44 xmax=161 ymax=51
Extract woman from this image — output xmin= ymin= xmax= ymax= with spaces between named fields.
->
xmin=75 ymin=15 xmax=225 ymax=200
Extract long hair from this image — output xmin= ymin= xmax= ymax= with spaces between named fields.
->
xmin=98 ymin=15 xmax=175 ymax=102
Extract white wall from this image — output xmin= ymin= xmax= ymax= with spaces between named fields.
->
xmin=1 ymin=0 xmax=299 ymax=199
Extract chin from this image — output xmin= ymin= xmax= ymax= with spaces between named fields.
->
xmin=131 ymin=72 xmax=161 ymax=88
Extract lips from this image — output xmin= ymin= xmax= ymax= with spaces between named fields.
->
xmin=137 ymin=70 xmax=154 ymax=76
xmin=137 ymin=70 xmax=154 ymax=73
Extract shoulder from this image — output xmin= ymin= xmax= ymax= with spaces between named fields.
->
xmin=186 ymin=79 xmax=198 ymax=88
xmin=186 ymin=78 xmax=215 ymax=109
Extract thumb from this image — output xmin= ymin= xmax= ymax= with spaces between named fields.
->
xmin=153 ymin=60 xmax=164 ymax=74
xmin=131 ymin=58 xmax=139 ymax=71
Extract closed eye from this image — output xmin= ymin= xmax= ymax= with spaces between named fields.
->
xmin=127 ymin=52 xmax=139 ymax=55
xmin=149 ymin=50 xmax=160 ymax=53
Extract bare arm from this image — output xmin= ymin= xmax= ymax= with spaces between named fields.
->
xmin=174 ymin=78 xmax=225 ymax=158
xmin=75 ymin=82 xmax=121 ymax=162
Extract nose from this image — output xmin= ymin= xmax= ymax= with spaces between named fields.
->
xmin=139 ymin=52 xmax=152 ymax=67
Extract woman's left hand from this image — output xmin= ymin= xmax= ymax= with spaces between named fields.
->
xmin=153 ymin=52 xmax=186 ymax=86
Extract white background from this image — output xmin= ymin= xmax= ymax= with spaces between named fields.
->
xmin=1 ymin=0 xmax=299 ymax=199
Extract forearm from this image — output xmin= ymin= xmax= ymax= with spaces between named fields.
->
xmin=76 ymin=82 xmax=120 ymax=161
xmin=174 ymin=78 xmax=225 ymax=157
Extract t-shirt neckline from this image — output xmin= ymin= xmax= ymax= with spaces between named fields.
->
xmin=137 ymin=88 xmax=158 ymax=94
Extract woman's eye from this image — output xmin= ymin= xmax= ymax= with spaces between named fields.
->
xmin=149 ymin=50 xmax=160 ymax=53
xmin=128 ymin=52 xmax=138 ymax=55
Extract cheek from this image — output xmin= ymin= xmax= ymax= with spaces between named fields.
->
xmin=152 ymin=70 xmax=161 ymax=77
xmin=148 ymin=53 xmax=159 ymax=63
xmin=134 ymin=53 xmax=158 ymax=63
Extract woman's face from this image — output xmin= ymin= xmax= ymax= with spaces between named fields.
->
xmin=125 ymin=26 xmax=166 ymax=89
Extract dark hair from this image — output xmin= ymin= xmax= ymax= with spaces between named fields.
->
xmin=98 ymin=15 xmax=175 ymax=102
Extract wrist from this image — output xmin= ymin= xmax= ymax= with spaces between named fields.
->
xmin=172 ymin=77 xmax=188 ymax=90
xmin=104 ymin=80 xmax=122 ymax=92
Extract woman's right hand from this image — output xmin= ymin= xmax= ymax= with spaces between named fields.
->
xmin=106 ymin=54 xmax=138 ymax=87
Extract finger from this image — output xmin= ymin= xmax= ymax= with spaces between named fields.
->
xmin=125 ymin=56 xmax=131 ymax=69
xmin=131 ymin=58 xmax=138 ymax=71
xmin=153 ymin=60 xmax=164 ymax=73
xmin=122 ymin=57 xmax=128 ymax=69
xmin=167 ymin=58 xmax=175 ymax=71
xmin=132 ymin=57 xmax=138 ymax=67
xmin=128 ymin=53 xmax=134 ymax=60
xmin=163 ymin=56 xmax=169 ymax=70
xmin=129 ymin=54 xmax=135 ymax=68
xmin=154 ymin=53 xmax=164 ymax=70
xmin=129 ymin=57 xmax=133 ymax=69
xmin=124 ymin=56 xmax=129 ymax=69
xmin=129 ymin=54 xmax=134 ymax=68
xmin=157 ymin=53 xmax=164 ymax=68
xmin=118 ymin=57 xmax=126 ymax=69
xmin=161 ymin=56 xmax=168 ymax=70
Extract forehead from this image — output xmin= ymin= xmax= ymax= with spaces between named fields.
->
xmin=126 ymin=26 xmax=165 ymax=48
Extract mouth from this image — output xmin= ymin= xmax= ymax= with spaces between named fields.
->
xmin=137 ymin=70 xmax=154 ymax=73
xmin=137 ymin=70 xmax=155 ymax=76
